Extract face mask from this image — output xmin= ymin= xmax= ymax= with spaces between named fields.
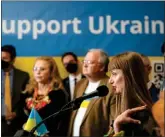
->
xmin=66 ymin=63 xmax=78 ymax=73
xmin=1 ymin=60 xmax=10 ymax=70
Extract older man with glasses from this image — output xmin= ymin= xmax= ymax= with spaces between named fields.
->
xmin=67 ymin=49 xmax=116 ymax=137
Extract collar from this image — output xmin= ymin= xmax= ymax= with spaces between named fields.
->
xmin=2 ymin=68 xmax=14 ymax=76
xmin=88 ymin=80 xmax=101 ymax=85
xmin=69 ymin=73 xmax=82 ymax=81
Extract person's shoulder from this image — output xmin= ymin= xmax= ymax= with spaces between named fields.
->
xmin=62 ymin=76 xmax=69 ymax=82
xmin=49 ymin=88 xmax=66 ymax=96
xmin=151 ymin=83 xmax=160 ymax=91
xmin=77 ymin=77 xmax=88 ymax=85
xmin=14 ymin=68 xmax=29 ymax=75
xmin=20 ymin=90 xmax=33 ymax=99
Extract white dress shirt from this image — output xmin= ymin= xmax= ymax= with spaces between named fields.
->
xmin=73 ymin=81 xmax=100 ymax=136
xmin=69 ymin=74 xmax=82 ymax=100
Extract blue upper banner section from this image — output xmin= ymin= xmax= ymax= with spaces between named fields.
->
xmin=2 ymin=1 xmax=164 ymax=56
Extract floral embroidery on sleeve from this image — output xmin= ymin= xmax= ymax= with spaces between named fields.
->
xmin=26 ymin=88 xmax=51 ymax=110
xmin=26 ymin=96 xmax=51 ymax=110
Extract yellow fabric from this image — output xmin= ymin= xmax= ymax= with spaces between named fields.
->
xmin=113 ymin=131 xmax=125 ymax=137
xmin=24 ymin=118 xmax=38 ymax=135
xmin=104 ymin=127 xmax=125 ymax=137
xmin=5 ymin=72 xmax=12 ymax=115
xmin=80 ymin=100 xmax=90 ymax=108
xmin=24 ymin=118 xmax=36 ymax=131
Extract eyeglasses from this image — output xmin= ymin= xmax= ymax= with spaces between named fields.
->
xmin=33 ymin=67 xmax=48 ymax=72
xmin=82 ymin=60 xmax=101 ymax=65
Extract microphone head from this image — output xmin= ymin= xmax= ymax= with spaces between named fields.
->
xmin=96 ymin=85 xmax=109 ymax=97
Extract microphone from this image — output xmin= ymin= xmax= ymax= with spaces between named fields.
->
xmin=73 ymin=85 xmax=109 ymax=104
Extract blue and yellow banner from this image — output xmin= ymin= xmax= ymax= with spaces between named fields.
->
xmin=1 ymin=1 xmax=164 ymax=81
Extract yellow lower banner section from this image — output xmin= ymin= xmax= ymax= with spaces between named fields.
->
xmin=14 ymin=57 xmax=83 ymax=79
xmin=14 ymin=56 xmax=164 ymax=79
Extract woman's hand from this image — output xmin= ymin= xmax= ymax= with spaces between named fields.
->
xmin=113 ymin=105 xmax=147 ymax=133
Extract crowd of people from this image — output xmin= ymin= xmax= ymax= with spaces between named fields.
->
xmin=1 ymin=44 xmax=164 ymax=137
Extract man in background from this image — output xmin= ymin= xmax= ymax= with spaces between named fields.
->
xmin=141 ymin=54 xmax=160 ymax=102
xmin=1 ymin=45 xmax=30 ymax=136
xmin=61 ymin=52 xmax=85 ymax=101
xmin=68 ymin=49 xmax=115 ymax=136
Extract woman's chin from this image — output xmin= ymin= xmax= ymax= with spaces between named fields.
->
xmin=113 ymin=90 xmax=122 ymax=95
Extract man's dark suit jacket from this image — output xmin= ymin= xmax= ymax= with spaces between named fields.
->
xmin=62 ymin=74 xmax=85 ymax=101
xmin=149 ymin=83 xmax=160 ymax=103
xmin=2 ymin=67 xmax=30 ymax=136
xmin=12 ymin=68 xmax=30 ymax=114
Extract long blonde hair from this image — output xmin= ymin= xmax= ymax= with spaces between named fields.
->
xmin=109 ymin=52 xmax=153 ymax=118
xmin=25 ymin=56 xmax=64 ymax=94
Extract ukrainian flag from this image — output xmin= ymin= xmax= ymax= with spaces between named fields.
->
xmin=24 ymin=108 xmax=49 ymax=136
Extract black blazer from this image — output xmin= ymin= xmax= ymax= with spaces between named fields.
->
xmin=12 ymin=68 xmax=30 ymax=113
xmin=62 ymin=75 xmax=86 ymax=101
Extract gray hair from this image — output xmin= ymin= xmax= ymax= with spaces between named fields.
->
xmin=88 ymin=49 xmax=109 ymax=72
